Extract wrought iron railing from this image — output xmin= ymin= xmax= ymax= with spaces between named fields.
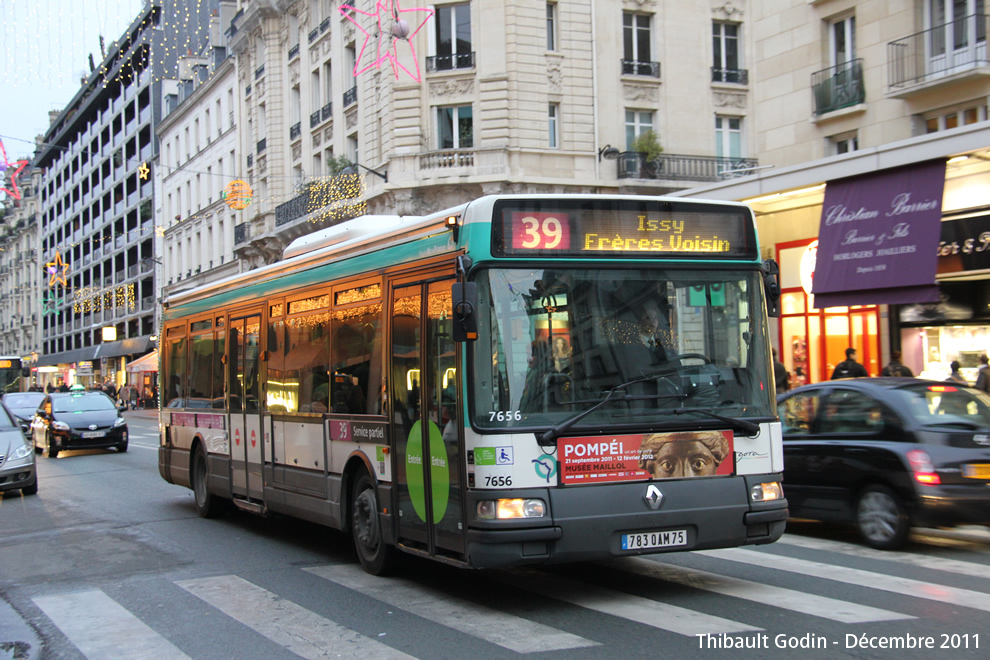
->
xmin=275 ymin=191 xmax=310 ymax=227
xmin=234 ymin=222 xmax=250 ymax=244
xmin=343 ymin=86 xmax=357 ymax=107
xmin=888 ymin=14 xmax=990 ymax=89
xmin=711 ymin=67 xmax=749 ymax=84
xmin=255 ymin=64 xmax=265 ymax=80
xmin=288 ymin=44 xmax=299 ymax=60
xmin=321 ymin=102 xmax=332 ymax=121
xmin=621 ymin=59 xmax=661 ymax=77
xmin=616 ymin=152 xmax=760 ymax=182
xmin=426 ymin=52 xmax=475 ymax=72
xmin=310 ymin=110 xmax=321 ymax=128
xmin=256 ymin=138 xmax=267 ymax=154
xmin=308 ymin=27 xmax=319 ymax=43
xmin=811 ymin=59 xmax=865 ymax=115
xmin=289 ymin=122 xmax=301 ymax=140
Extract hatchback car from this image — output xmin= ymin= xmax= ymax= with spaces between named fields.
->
xmin=778 ymin=378 xmax=990 ymax=549
xmin=2 ymin=391 xmax=46 ymax=426
xmin=32 ymin=391 xmax=128 ymax=458
xmin=0 ymin=401 xmax=37 ymax=495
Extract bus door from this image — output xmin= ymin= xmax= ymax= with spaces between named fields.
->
xmin=390 ymin=278 xmax=464 ymax=557
xmin=229 ymin=313 xmax=264 ymax=502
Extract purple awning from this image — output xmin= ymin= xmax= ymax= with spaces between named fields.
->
xmin=811 ymin=160 xmax=946 ymax=308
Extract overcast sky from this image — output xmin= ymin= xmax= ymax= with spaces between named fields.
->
xmin=0 ymin=0 xmax=145 ymax=166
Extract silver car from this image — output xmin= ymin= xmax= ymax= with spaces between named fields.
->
xmin=0 ymin=401 xmax=36 ymax=495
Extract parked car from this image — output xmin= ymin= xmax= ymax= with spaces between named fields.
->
xmin=0 ymin=401 xmax=37 ymax=495
xmin=32 ymin=391 xmax=128 ymax=458
xmin=2 ymin=391 xmax=46 ymax=426
xmin=778 ymin=378 xmax=990 ymax=549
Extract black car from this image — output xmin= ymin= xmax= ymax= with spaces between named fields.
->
xmin=32 ymin=391 xmax=128 ymax=458
xmin=778 ymin=378 xmax=990 ymax=549
xmin=2 ymin=391 xmax=46 ymax=426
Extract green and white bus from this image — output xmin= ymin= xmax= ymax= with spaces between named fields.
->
xmin=158 ymin=194 xmax=787 ymax=574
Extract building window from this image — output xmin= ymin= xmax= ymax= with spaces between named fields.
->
xmin=546 ymin=3 xmax=557 ymax=51
xmin=433 ymin=3 xmax=473 ymax=71
xmin=548 ymin=103 xmax=559 ymax=148
xmin=622 ymin=12 xmax=655 ymax=76
xmin=925 ymin=103 xmax=988 ymax=133
xmin=715 ymin=115 xmax=742 ymax=159
xmin=712 ymin=22 xmax=745 ymax=83
xmin=829 ymin=133 xmax=859 ymax=155
xmin=624 ymin=109 xmax=653 ymax=149
xmin=437 ymin=105 xmax=473 ymax=149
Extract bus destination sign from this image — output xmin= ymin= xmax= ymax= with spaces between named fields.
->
xmin=494 ymin=201 xmax=756 ymax=259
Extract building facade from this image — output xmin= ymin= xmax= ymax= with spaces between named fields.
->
xmin=677 ymin=0 xmax=990 ymax=385
xmin=32 ymin=0 xmax=218 ymax=388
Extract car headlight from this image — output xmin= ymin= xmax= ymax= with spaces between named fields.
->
xmin=12 ymin=443 xmax=33 ymax=460
xmin=477 ymin=498 xmax=547 ymax=520
xmin=114 ymin=417 xmax=126 ymax=428
xmin=52 ymin=421 xmax=70 ymax=431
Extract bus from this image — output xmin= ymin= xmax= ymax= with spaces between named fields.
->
xmin=158 ymin=194 xmax=787 ymax=574
xmin=0 ymin=356 xmax=26 ymax=393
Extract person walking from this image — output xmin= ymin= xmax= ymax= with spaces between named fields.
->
xmin=830 ymin=347 xmax=869 ymax=380
xmin=946 ymin=360 xmax=968 ymax=385
xmin=880 ymin=350 xmax=913 ymax=378
xmin=975 ymin=355 xmax=990 ymax=391
xmin=772 ymin=348 xmax=790 ymax=392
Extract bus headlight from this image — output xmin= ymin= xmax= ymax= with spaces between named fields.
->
xmin=751 ymin=481 xmax=783 ymax=502
xmin=477 ymin=498 xmax=546 ymax=520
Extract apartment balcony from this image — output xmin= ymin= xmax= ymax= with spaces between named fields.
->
xmin=712 ymin=67 xmax=749 ymax=84
xmin=321 ymin=102 xmax=332 ymax=121
xmin=616 ymin=152 xmax=760 ymax=182
xmin=257 ymin=138 xmax=267 ymax=154
xmin=288 ymin=43 xmax=299 ymax=60
xmin=275 ymin=191 xmax=310 ymax=227
xmin=255 ymin=64 xmax=265 ymax=80
xmin=343 ymin=86 xmax=357 ymax=107
xmin=621 ymin=59 xmax=661 ymax=78
xmin=234 ymin=222 xmax=250 ymax=245
xmin=308 ymin=27 xmax=319 ymax=43
xmin=310 ymin=109 xmax=321 ymax=128
xmin=426 ymin=52 xmax=475 ymax=72
xmin=811 ymin=59 xmax=865 ymax=115
xmin=888 ymin=14 xmax=990 ymax=95
xmin=289 ymin=122 xmax=301 ymax=140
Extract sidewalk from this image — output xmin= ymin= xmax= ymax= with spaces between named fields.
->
xmin=0 ymin=594 xmax=40 ymax=660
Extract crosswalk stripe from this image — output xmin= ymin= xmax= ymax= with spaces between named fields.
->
xmin=776 ymin=533 xmax=990 ymax=580
xmin=33 ymin=590 xmax=190 ymax=660
xmin=614 ymin=557 xmax=912 ymax=623
xmin=176 ymin=575 xmax=415 ymax=660
xmin=306 ymin=564 xmax=598 ymax=653
xmin=495 ymin=570 xmax=760 ymax=636
xmin=703 ymin=548 xmax=990 ymax=613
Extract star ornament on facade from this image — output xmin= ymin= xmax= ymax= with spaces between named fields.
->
xmin=138 ymin=162 xmax=150 ymax=180
xmin=0 ymin=139 xmax=29 ymax=201
xmin=46 ymin=250 xmax=70 ymax=288
xmin=339 ymin=0 xmax=434 ymax=82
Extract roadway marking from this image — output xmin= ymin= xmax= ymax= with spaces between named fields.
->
xmin=307 ymin=564 xmax=598 ymax=653
xmin=495 ymin=570 xmax=760 ymax=636
xmin=33 ymin=590 xmax=190 ymax=659
xmin=777 ymin=533 xmax=990 ymax=579
xmin=702 ymin=547 xmax=990 ymax=612
xmin=615 ymin=557 xmax=912 ymax=623
xmin=176 ymin=575 xmax=415 ymax=660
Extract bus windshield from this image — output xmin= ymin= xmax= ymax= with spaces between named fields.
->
xmin=471 ymin=267 xmax=774 ymax=430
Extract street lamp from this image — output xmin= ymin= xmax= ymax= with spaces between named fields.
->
xmin=342 ymin=163 xmax=388 ymax=183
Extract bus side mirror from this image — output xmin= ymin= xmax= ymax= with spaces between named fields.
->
xmin=451 ymin=282 xmax=478 ymax=342
xmin=763 ymin=258 xmax=781 ymax=318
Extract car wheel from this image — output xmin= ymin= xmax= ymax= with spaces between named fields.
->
xmin=22 ymin=478 xmax=38 ymax=496
xmin=351 ymin=471 xmax=396 ymax=575
xmin=192 ymin=444 xmax=223 ymax=518
xmin=856 ymin=484 xmax=910 ymax=550
xmin=45 ymin=432 xmax=59 ymax=459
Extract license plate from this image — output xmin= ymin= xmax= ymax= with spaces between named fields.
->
xmin=82 ymin=431 xmax=106 ymax=439
xmin=621 ymin=529 xmax=687 ymax=551
xmin=962 ymin=463 xmax=990 ymax=479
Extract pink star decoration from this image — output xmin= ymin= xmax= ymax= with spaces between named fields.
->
xmin=339 ymin=0 xmax=434 ymax=82
xmin=0 ymin=139 xmax=29 ymax=201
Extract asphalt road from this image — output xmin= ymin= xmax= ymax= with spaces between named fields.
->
xmin=2 ymin=410 xmax=990 ymax=659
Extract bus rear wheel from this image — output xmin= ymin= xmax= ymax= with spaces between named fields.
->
xmin=193 ymin=444 xmax=224 ymax=518
xmin=351 ymin=472 xmax=396 ymax=575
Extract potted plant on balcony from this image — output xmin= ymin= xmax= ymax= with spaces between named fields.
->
xmin=631 ymin=130 xmax=664 ymax=178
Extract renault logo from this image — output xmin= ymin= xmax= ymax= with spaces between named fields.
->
xmin=644 ymin=484 xmax=664 ymax=510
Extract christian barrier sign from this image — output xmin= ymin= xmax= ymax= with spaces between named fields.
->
xmin=558 ymin=431 xmax=734 ymax=485
xmin=812 ymin=160 xmax=945 ymax=308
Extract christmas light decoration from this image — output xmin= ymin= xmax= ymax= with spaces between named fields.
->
xmin=307 ymin=172 xmax=367 ymax=223
xmin=138 ymin=162 xmax=150 ymax=179
xmin=45 ymin=250 xmax=70 ymax=288
xmin=72 ymin=284 xmax=136 ymax=314
xmin=339 ymin=0 xmax=434 ymax=82
xmin=223 ymin=179 xmax=253 ymax=210
xmin=42 ymin=291 xmax=64 ymax=316
xmin=0 ymin=139 xmax=29 ymax=201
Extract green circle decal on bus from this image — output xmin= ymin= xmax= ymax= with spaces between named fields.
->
xmin=405 ymin=420 xmax=450 ymax=523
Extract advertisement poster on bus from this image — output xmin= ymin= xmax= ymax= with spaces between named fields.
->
xmin=558 ymin=431 xmax=734 ymax=485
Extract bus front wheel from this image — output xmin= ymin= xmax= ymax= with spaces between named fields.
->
xmin=351 ymin=472 xmax=396 ymax=575
xmin=193 ymin=444 xmax=224 ymax=519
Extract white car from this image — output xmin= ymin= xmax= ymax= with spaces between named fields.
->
xmin=0 ymin=401 xmax=37 ymax=495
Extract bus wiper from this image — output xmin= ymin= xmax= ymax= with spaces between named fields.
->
xmin=665 ymin=408 xmax=760 ymax=436
xmin=539 ymin=375 xmax=686 ymax=445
